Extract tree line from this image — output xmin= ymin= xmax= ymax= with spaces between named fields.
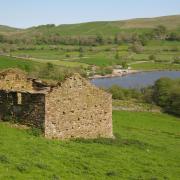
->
xmin=108 ymin=77 xmax=180 ymax=116
xmin=0 ymin=25 xmax=179 ymax=47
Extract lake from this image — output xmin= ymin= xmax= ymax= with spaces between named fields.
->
xmin=91 ymin=71 xmax=180 ymax=88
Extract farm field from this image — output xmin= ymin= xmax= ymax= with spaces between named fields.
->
xmin=131 ymin=61 xmax=180 ymax=70
xmin=7 ymin=40 xmax=180 ymax=70
xmin=1 ymin=15 xmax=180 ymax=72
xmin=0 ymin=111 xmax=179 ymax=179
xmin=0 ymin=56 xmax=42 ymax=72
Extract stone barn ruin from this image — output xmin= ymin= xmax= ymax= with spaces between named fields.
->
xmin=0 ymin=69 xmax=113 ymax=139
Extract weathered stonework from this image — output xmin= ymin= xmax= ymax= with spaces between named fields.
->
xmin=0 ymin=69 xmax=34 ymax=92
xmin=0 ymin=69 xmax=113 ymax=139
xmin=0 ymin=90 xmax=45 ymax=129
xmin=45 ymin=74 xmax=113 ymax=139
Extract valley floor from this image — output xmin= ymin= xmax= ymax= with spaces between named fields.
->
xmin=0 ymin=111 xmax=179 ymax=179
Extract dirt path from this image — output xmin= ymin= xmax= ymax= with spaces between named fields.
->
xmin=128 ymin=60 xmax=154 ymax=65
xmin=2 ymin=54 xmax=89 ymax=62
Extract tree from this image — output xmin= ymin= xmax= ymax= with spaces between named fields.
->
xmin=131 ymin=33 xmax=139 ymax=43
xmin=154 ymin=25 xmax=167 ymax=40
xmin=153 ymin=78 xmax=180 ymax=116
xmin=166 ymin=89 xmax=180 ymax=116
xmin=79 ymin=47 xmax=84 ymax=53
xmin=149 ymin=54 xmax=156 ymax=61
xmin=172 ymin=56 xmax=180 ymax=64
xmin=0 ymin=34 xmax=5 ymax=43
xmin=96 ymin=34 xmax=104 ymax=45
xmin=115 ymin=51 xmax=120 ymax=59
xmin=129 ymin=42 xmax=144 ymax=53
xmin=108 ymin=85 xmax=125 ymax=100
xmin=153 ymin=77 xmax=173 ymax=107
xmin=139 ymin=34 xmax=148 ymax=46
xmin=121 ymin=61 xmax=128 ymax=69
xmin=46 ymin=62 xmax=54 ymax=71
xmin=167 ymin=32 xmax=179 ymax=41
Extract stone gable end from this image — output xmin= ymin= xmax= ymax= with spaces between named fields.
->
xmin=45 ymin=74 xmax=113 ymax=139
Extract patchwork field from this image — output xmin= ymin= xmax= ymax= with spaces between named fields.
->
xmin=0 ymin=15 xmax=180 ymax=74
xmin=0 ymin=111 xmax=179 ymax=179
xmin=6 ymin=40 xmax=180 ymax=70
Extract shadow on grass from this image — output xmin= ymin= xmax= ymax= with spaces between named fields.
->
xmin=73 ymin=133 xmax=155 ymax=150
xmin=0 ymin=154 xmax=10 ymax=164
xmin=16 ymin=162 xmax=30 ymax=173
xmin=27 ymin=127 xmax=43 ymax=137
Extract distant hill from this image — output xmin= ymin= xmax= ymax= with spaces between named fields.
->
xmin=0 ymin=25 xmax=19 ymax=33
xmin=0 ymin=15 xmax=180 ymax=38
xmin=53 ymin=15 xmax=180 ymax=36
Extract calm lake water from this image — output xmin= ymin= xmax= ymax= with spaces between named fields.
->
xmin=91 ymin=71 xmax=180 ymax=88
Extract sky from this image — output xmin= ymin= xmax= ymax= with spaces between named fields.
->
xmin=0 ymin=0 xmax=180 ymax=28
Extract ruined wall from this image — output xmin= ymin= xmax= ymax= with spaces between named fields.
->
xmin=45 ymin=74 xmax=113 ymax=139
xmin=0 ymin=90 xmax=45 ymax=129
xmin=0 ymin=69 xmax=34 ymax=92
xmin=0 ymin=69 xmax=113 ymax=140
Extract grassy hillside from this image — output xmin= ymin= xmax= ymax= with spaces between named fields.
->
xmin=0 ymin=25 xmax=19 ymax=33
xmin=0 ymin=111 xmax=179 ymax=179
xmin=1 ymin=15 xmax=180 ymax=37
xmin=9 ymin=40 xmax=180 ymax=70
xmin=116 ymin=15 xmax=180 ymax=29
xmin=0 ymin=56 xmax=43 ymax=72
xmin=0 ymin=15 xmax=180 ymax=73
xmin=24 ymin=15 xmax=180 ymax=36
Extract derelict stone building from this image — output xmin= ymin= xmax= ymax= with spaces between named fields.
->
xmin=0 ymin=69 xmax=113 ymax=139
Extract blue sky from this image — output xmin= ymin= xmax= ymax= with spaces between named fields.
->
xmin=0 ymin=0 xmax=180 ymax=28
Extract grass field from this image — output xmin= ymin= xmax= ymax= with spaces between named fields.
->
xmin=0 ymin=56 xmax=42 ymax=72
xmin=32 ymin=59 xmax=88 ymax=68
xmin=0 ymin=55 xmax=88 ymax=75
xmin=0 ymin=111 xmax=179 ymax=179
xmin=12 ymin=49 xmax=78 ymax=60
xmin=131 ymin=62 xmax=180 ymax=70
xmin=1 ymin=15 xmax=180 ymax=72
xmin=9 ymin=40 xmax=180 ymax=70
xmin=78 ymin=56 xmax=119 ymax=67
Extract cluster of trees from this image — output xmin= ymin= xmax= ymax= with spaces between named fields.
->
xmin=153 ymin=78 xmax=180 ymax=116
xmin=95 ymin=67 xmax=113 ymax=76
xmin=173 ymin=56 xmax=180 ymax=64
xmin=27 ymin=62 xmax=87 ymax=82
xmin=108 ymin=77 xmax=180 ymax=116
xmin=108 ymin=85 xmax=142 ymax=100
xmin=0 ymin=33 xmax=111 ymax=46
xmin=0 ymin=25 xmax=179 ymax=47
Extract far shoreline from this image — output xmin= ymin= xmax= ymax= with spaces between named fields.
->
xmin=89 ymin=69 xmax=180 ymax=80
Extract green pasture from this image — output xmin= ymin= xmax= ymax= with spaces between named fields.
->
xmin=0 ymin=111 xmax=179 ymax=179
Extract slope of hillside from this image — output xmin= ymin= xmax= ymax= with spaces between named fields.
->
xmin=0 ymin=25 xmax=19 ymax=33
xmin=54 ymin=15 xmax=180 ymax=36
xmin=0 ymin=111 xmax=179 ymax=179
xmin=114 ymin=15 xmax=180 ymax=29
xmin=1 ymin=15 xmax=180 ymax=37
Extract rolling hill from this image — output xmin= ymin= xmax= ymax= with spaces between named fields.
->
xmin=0 ymin=25 xmax=20 ymax=34
xmin=0 ymin=111 xmax=179 ymax=179
xmin=1 ymin=15 xmax=180 ymax=37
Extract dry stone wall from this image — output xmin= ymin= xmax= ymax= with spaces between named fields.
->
xmin=45 ymin=74 xmax=113 ymax=139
